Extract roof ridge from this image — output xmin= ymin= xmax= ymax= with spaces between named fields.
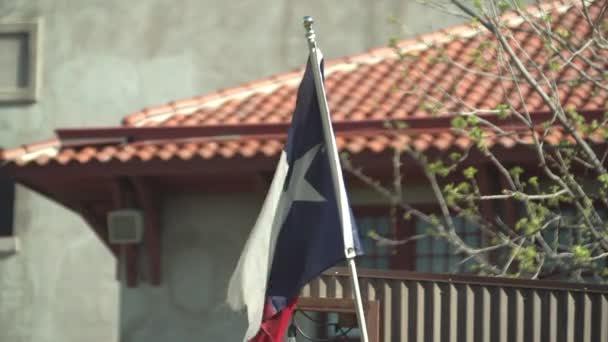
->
xmin=122 ymin=0 xmax=576 ymax=128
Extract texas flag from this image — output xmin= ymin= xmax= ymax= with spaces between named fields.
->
xmin=226 ymin=50 xmax=363 ymax=342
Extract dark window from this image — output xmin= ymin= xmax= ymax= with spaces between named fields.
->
xmin=353 ymin=206 xmax=482 ymax=273
xmin=353 ymin=207 xmax=414 ymax=270
xmin=414 ymin=216 xmax=481 ymax=273
xmin=0 ymin=170 xmax=15 ymax=237
xmin=355 ymin=215 xmax=393 ymax=269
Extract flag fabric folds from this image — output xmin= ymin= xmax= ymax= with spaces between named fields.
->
xmin=226 ymin=52 xmax=363 ymax=342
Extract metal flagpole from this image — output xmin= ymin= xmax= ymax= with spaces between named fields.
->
xmin=303 ymin=16 xmax=370 ymax=342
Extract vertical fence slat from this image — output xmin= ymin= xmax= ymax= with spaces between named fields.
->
xmin=366 ymin=278 xmax=377 ymax=301
xmin=541 ymin=291 xmax=558 ymax=342
xmin=474 ymin=286 xmax=490 ymax=342
xmin=440 ymin=284 xmax=458 ymax=342
xmin=429 ymin=283 xmax=441 ymax=342
xmin=457 ymin=284 xmax=475 ymax=342
xmin=523 ymin=290 xmax=541 ymax=342
xmin=549 ymin=292 xmax=558 ymax=342
xmin=344 ymin=274 xmax=353 ymax=299
xmin=380 ymin=280 xmax=391 ymax=342
xmin=490 ymin=287 xmax=508 ymax=342
xmin=316 ymin=275 xmax=327 ymax=298
xmin=566 ymin=292 xmax=575 ymax=342
xmin=408 ymin=281 xmax=425 ymax=342
xmin=327 ymin=275 xmax=342 ymax=298
xmin=556 ymin=292 xmax=575 ymax=342
xmin=601 ymin=295 xmax=608 ymax=342
xmin=509 ymin=289 xmax=524 ymax=342
xmin=359 ymin=278 xmax=368 ymax=301
xmin=397 ymin=280 xmax=409 ymax=342
xmin=576 ymin=293 xmax=592 ymax=342
xmin=301 ymin=283 xmax=311 ymax=298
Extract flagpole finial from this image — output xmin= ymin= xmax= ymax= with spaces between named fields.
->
xmin=303 ymin=16 xmax=314 ymax=30
xmin=303 ymin=16 xmax=316 ymax=48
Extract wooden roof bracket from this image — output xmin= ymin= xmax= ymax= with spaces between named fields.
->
xmin=131 ymin=177 xmax=162 ymax=286
xmin=111 ymin=177 xmax=139 ymax=287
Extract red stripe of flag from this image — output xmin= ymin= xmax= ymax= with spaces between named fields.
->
xmin=249 ymin=298 xmax=298 ymax=342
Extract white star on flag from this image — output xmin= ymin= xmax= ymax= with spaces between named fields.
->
xmin=277 ymin=144 xmax=326 ymax=225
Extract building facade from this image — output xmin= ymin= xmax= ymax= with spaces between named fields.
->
xmin=0 ymin=1 xmax=466 ymax=341
xmin=3 ymin=1 xmax=605 ymax=341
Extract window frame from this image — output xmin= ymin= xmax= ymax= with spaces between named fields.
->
xmin=0 ymin=19 xmax=41 ymax=103
xmin=353 ymin=206 xmax=415 ymax=270
xmin=353 ymin=204 xmax=485 ymax=273
xmin=412 ymin=206 xmax=483 ymax=273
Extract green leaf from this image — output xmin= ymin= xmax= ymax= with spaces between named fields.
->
xmin=472 ymin=0 xmax=483 ymax=11
xmin=429 ymin=161 xmax=450 ymax=177
xmin=450 ymin=152 xmax=462 ymax=161
xmin=599 ymin=173 xmax=608 ymax=189
xmin=496 ymin=103 xmax=510 ymax=119
xmin=467 ymin=115 xmax=480 ymax=125
xmin=555 ymin=27 xmax=570 ymax=39
xmin=516 ymin=246 xmax=538 ymax=272
xmin=395 ymin=121 xmax=409 ymax=129
xmin=388 ymin=37 xmax=399 ymax=49
xmin=572 ymin=245 xmax=591 ymax=263
xmin=528 ymin=176 xmax=539 ymax=189
xmin=549 ymin=60 xmax=561 ymax=72
xmin=498 ymin=0 xmax=510 ymax=12
xmin=463 ymin=166 xmax=478 ymax=179
xmin=420 ymin=101 xmax=442 ymax=115
xmin=515 ymin=217 xmax=529 ymax=231
xmin=451 ymin=116 xmax=468 ymax=130
xmin=509 ymin=166 xmax=524 ymax=178
xmin=469 ymin=127 xmax=484 ymax=147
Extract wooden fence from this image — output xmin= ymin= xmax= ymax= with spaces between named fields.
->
xmin=300 ymin=268 xmax=608 ymax=342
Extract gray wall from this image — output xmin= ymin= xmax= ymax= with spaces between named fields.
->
xmin=0 ymin=187 xmax=118 ymax=342
xmin=0 ymin=1 xmax=464 ymax=341
xmin=120 ymin=193 xmax=260 ymax=342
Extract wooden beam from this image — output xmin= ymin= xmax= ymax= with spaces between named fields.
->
xmin=17 ymin=179 xmax=119 ymax=262
xmin=131 ymin=177 xmax=162 ymax=285
xmin=77 ymin=203 xmax=117 ymax=257
xmin=56 ymin=109 xmax=607 ymax=143
xmin=111 ymin=178 xmax=139 ymax=287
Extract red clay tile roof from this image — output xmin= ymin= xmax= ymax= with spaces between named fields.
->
xmin=2 ymin=0 xmax=606 ymax=168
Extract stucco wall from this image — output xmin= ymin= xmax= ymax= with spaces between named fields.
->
xmin=0 ymin=1 xmax=464 ymax=341
xmin=120 ymin=193 xmax=261 ymax=342
xmin=0 ymin=186 xmax=118 ymax=342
